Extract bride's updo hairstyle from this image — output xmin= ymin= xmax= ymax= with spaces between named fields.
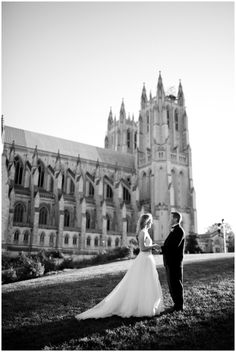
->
xmin=139 ymin=213 xmax=153 ymax=230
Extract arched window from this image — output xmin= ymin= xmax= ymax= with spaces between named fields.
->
xmin=94 ymin=237 xmax=99 ymax=247
xmin=123 ymin=187 xmax=131 ymax=203
xmin=134 ymin=132 xmax=137 ymax=149
xmin=117 ymin=129 xmax=121 ymax=147
xmin=88 ymin=182 xmax=94 ymax=197
xmin=39 ymin=207 xmax=48 ymax=225
xmin=126 ymin=217 xmax=130 ymax=233
xmin=13 ymin=230 xmax=20 ymax=242
xmin=141 ymin=172 xmax=147 ymax=200
xmin=167 ymin=108 xmax=170 ymax=128
xmin=23 ymin=231 xmax=29 ymax=243
xmin=115 ymin=237 xmax=119 ymax=247
xmin=73 ymin=236 xmax=77 ymax=246
xmin=14 ymin=156 xmax=24 ymax=185
xmin=49 ymin=233 xmax=54 ymax=247
xmin=87 ymin=236 xmax=91 ymax=246
xmin=62 ymin=174 xmax=65 ymax=192
xmin=70 ymin=179 xmax=75 ymax=194
xmin=64 ymin=209 xmax=70 ymax=227
xmin=146 ymin=112 xmax=150 ymax=132
xmin=38 ymin=160 xmax=45 ymax=188
xmin=86 ymin=212 xmax=91 ymax=229
xmin=64 ymin=234 xmax=69 ymax=245
xmin=13 ymin=203 xmax=24 ymax=223
xmin=106 ymin=184 xmax=113 ymax=199
xmin=175 ymin=110 xmax=179 ymax=131
xmin=127 ymin=129 xmax=131 ymax=148
xmin=49 ymin=177 xmax=54 ymax=192
xmin=107 ymin=237 xmax=112 ymax=247
xmin=107 ymin=215 xmax=111 ymax=231
xmin=40 ymin=232 xmax=45 ymax=245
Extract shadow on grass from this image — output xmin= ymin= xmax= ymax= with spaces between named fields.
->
xmin=2 ymin=314 xmax=151 ymax=350
xmin=2 ymin=309 xmax=234 ymax=350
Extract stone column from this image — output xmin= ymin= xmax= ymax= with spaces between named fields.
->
xmin=121 ymin=202 xmax=127 ymax=246
xmin=80 ymin=198 xmax=87 ymax=250
xmin=101 ymin=200 xmax=107 ymax=248
xmin=57 ymin=195 xmax=64 ymax=249
xmin=31 ymin=191 xmax=40 ymax=249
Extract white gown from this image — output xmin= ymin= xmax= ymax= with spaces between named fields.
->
xmin=75 ymin=230 xmax=164 ymax=320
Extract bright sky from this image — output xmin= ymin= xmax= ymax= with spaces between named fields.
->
xmin=2 ymin=1 xmax=235 ymax=234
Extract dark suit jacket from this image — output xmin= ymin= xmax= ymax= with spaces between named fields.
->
xmin=161 ymin=224 xmax=185 ymax=267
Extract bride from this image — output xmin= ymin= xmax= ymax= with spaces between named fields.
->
xmin=75 ymin=213 xmax=164 ymax=320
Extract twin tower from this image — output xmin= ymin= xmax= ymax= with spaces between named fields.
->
xmin=105 ymin=72 xmax=197 ymax=241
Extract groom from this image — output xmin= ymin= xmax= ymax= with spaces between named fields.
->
xmin=161 ymin=212 xmax=185 ymax=312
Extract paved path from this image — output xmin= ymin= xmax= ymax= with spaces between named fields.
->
xmin=2 ymin=252 xmax=234 ymax=293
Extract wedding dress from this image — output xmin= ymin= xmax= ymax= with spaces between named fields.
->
xmin=75 ymin=229 xmax=164 ymax=320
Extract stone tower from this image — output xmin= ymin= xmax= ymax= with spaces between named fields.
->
xmin=138 ymin=72 xmax=197 ymax=242
xmin=105 ymin=72 xmax=197 ymax=242
xmin=104 ymin=100 xmax=138 ymax=154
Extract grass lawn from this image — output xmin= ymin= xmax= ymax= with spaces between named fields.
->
xmin=2 ymin=256 xmax=234 ymax=350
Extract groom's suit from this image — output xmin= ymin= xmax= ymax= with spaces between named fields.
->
xmin=161 ymin=224 xmax=185 ymax=309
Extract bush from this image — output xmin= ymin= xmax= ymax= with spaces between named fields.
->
xmin=90 ymin=246 xmax=131 ymax=265
xmin=2 ymin=252 xmax=45 ymax=284
xmin=2 ymin=267 xmax=17 ymax=284
xmin=133 ymin=247 xmax=140 ymax=256
xmin=2 ymin=254 xmax=13 ymax=270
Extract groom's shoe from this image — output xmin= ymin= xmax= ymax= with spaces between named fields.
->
xmin=174 ymin=305 xmax=184 ymax=311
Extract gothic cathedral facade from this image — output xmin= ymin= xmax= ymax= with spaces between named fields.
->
xmin=1 ymin=72 xmax=197 ymax=254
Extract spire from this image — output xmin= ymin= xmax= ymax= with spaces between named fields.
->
xmin=55 ymin=150 xmax=61 ymax=171
xmin=9 ymin=140 xmax=15 ymax=164
xmin=119 ymin=99 xmax=126 ymax=122
xmin=32 ymin=145 xmax=38 ymax=167
xmin=76 ymin=154 xmax=82 ymax=175
xmin=76 ymin=154 xmax=81 ymax=166
xmin=177 ymin=79 xmax=185 ymax=106
xmin=108 ymin=107 xmax=113 ymax=128
xmin=95 ymin=158 xmax=100 ymax=179
xmin=141 ymin=83 xmax=147 ymax=109
xmin=157 ymin=71 xmax=165 ymax=100
xmin=149 ymin=90 xmax=152 ymax=101
xmin=56 ymin=150 xmax=61 ymax=162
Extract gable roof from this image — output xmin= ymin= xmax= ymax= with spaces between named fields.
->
xmin=4 ymin=125 xmax=135 ymax=170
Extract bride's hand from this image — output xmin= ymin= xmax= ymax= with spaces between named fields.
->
xmin=153 ymin=243 xmax=160 ymax=248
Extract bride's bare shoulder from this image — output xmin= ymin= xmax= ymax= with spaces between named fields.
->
xmin=138 ymin=229 xmax=145 ymax=238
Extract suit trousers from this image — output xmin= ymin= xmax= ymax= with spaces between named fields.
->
xmin=165 ymin=264 xmax=183 ymax=308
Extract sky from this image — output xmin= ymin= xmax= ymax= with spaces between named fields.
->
xmin=2 ymin=1 xmax=235 ymax=234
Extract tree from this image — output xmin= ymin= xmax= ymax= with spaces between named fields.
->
xmin=185 ymin=232 xmax=202 ymax=254
xmin=206 ymin=222 xmax=235 ymax=252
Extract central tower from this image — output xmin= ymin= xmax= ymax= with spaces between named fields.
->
xmin=138 ymin=72 xmax=197 ymax=241
xmin=105 ymin=71 xmax=197 ymax=242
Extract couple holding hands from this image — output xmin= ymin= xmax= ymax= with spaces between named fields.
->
xmin=76 ymin=212 xmax=185 ymax=320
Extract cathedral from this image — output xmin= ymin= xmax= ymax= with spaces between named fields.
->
xmin=1 ymin=72 xmax=197 ymax=255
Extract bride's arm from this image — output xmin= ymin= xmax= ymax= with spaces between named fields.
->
xmin=139 ymin=231 xmax=159 ymax=251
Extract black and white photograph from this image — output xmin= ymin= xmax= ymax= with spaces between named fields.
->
xmin=1 ymin=1 xmax=235 ymax=350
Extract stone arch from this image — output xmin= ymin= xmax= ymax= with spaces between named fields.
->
xmin=13 ymin=202 xmax=26 ymax=223
xmin=64 ymin=209 xmax=70 ymax=227
xmin=13 ymin=229 xmax=20 ymax=242
xmin=107 ymin=237 xmax=112 ymax=247
xmin=174 ymin=109 xmax=179 ymax=131
xmin=37 ymin=159 xmax=45 ymax=188
xmin=23 ymin=230 xmax=30 ymax=244
xmin=14 ymin=155 xmax=24 ymax=185
xmin=39 ymin=206 xmax=49 ymax=225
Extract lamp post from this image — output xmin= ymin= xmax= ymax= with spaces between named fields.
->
xmin=218 ymin=219 xmax=227 ymax=253
xmin=222 ymin=219 xmax=227 ymax=253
